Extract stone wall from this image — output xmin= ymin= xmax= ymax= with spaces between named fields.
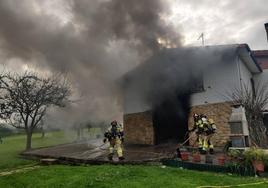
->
xmin=123 ymin=111 xmax=154 ymax=145
xmin=123 ymin=102 xmax=232 ymax=146
xmin=188 ymin=102 xmax=232 ymax=147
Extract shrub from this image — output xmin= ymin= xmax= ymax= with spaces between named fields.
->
xmin=0 ymin=126 xmax=14 ymax=137
xmin=227 ymin=149 xmax=243 ymax=160
xmin=243 ymin=147 xmax=267 ymax=164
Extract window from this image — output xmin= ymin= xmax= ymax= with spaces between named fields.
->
xmin=230 ymin=136 xmax=245 ymax=147
xmin=190 ymin=73 xmax=204 ymax=93
xmin=230 ymin=122 xmax=243 ymax=134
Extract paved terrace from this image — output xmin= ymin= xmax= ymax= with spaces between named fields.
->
xmin=22 ymin=139 xmax=179 ymax=164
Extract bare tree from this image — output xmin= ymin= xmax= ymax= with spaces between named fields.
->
xmin=0 ymin=72 xmax=70 ymax=150
xmin=228 ymin=82 xmax=268 ymax=147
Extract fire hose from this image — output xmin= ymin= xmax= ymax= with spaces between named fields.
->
xmin=178 ymin=131 xmax=196 ymax=147
xmin=196 ymin=180 xmax=268 ymax=188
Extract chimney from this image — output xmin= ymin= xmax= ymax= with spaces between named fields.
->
xmin=265 ymin=23 xmax=268 ymax=41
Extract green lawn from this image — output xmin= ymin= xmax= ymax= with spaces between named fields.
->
xmin=0 ymin=165 xmax=268 ymax=188
xmin=0 ymin=131 xmax=77 ymax=170
xmin=0 ymin=132 xmax=268 ymax=188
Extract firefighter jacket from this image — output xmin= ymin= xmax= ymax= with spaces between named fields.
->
xmin=193 ymin=117 xmax=205 ymax=134
xmin=206 ymin=119 xmax=217 ymax=135
xmin=104 ymin=124 xmax=124 ymax=142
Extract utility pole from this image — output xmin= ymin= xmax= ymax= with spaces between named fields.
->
xmin=197 ymin=33 xmax=205 ymax=46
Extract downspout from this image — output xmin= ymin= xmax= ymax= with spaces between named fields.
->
xmin=236 ymin=53 xmax=243 ymax=92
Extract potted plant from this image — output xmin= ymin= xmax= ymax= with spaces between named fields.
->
xmin=192 ymin=150 xmax=201 ymax=162
xmin=243 ymin=147 xmax=267 ymax=173
xmin=180 ymin=151 xmax=190 ymax=161
xmin=217 ymin=155 xmax=226 ymax=166
xmin=227 ymin=149 xmax=242 ymax=163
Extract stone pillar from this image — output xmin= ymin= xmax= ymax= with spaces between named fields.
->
xmin=188 ymin=102 xmax=232 ymax=147
xmin=123 ymin=111 xmax=155 ymax=145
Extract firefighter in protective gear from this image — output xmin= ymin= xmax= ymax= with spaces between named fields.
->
xmin=103 ymin=120 xmax=124 ymax=161
xmin=190 ymin=114 xmax=211 ymax=154
xmin=206 ymin=118 xmax=217 ymax=154
xmin=189 ymin=114 xmax=205 ymax=153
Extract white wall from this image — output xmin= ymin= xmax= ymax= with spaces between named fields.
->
xmin=190 ymin=56 xmax=254 ymax=106
xmin=254 ymin=69 xmax=268 ymax=84
xmin=239 ymin=57 xmax=253 ymax=87
xmin=190 ymin=57 xmax=240 ymax=106
xmin=239 ymin=56 xmax=253 ymax=85
xmin=253 ymin=69 xmax=268 ymax=110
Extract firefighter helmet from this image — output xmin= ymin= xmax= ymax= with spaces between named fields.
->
xmin=193 ymin=113 xmax=199 ymax=118
xmin=111 ymin=120 xmax=117 ymax=126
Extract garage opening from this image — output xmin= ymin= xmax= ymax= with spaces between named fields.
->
xmin=152 ymin=94 xmax=190 ymax=145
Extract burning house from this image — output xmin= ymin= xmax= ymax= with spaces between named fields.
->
xmin=122 ymin=42 xmax=268 ymax=147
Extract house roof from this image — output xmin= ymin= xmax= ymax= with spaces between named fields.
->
xmin=252 ymin=50 xmax=268 ymax=69
xmin=237 ymin=44 xmax=262 ymax=73
xmin=123 ymin=44 xmax=238 ymax=79
xmin=122 ymin=44 xmax=263 ymax=83
xmin=190 ymin=44 xmax=262 ymax=74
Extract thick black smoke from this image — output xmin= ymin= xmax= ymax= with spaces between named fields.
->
xmin=123 ymin=46 xmax=237 ymax=111
xmin=0 ymin=0 xmax=181 ymax=127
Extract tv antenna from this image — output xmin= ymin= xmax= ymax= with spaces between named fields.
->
xmin=197 ymin=33 xmax=205 ymax=46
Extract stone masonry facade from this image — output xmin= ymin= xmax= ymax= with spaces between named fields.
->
xmin=124 ymin=102 xmax=232 ymax=146
xmin=124 ymin=111 xmax=155 ymax=145
xmin=188 ymin=102 xmax=232 ymax=147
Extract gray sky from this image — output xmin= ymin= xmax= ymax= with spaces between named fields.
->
xmin=169 ymin=0 xmax=268 ymax=49
xmin=40 ymin=0 xmax=268 ymax=49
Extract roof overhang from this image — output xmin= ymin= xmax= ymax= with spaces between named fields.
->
xmin=238 ymin=44 xmax=262 ymax=73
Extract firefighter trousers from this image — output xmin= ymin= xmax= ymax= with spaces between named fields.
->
xmin=109 ymin=138 xmax=123 ymax=158
xmin=198 ymin=133 xmax=208 ymax=151
xmin=207 ymin=133 xmax=214 ymax=149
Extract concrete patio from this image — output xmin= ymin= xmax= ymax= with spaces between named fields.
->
xmin=22 ymin=139 xmax=178 ymax=165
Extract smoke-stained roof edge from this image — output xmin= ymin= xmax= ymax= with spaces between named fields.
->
xmin=239 ymin=43 xmax=263 ymax=73
xmin=187 ymin=43 xmax=262 ymax=73
xmin=122 ymin=43 xmax=263 ymax=80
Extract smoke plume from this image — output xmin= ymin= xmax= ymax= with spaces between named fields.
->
xmin=123 ymin=46 xmax=237 ymax=113
xmin=0 ymin=0 xmax=181 ymax=127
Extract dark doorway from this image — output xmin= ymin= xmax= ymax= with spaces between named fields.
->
xmin=152 ymin=94 xmax=190 ymax=145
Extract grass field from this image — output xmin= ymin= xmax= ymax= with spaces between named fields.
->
xmin=1 ymin=165 xmax=268 ymax=188
xmin=0 ymin=132 xmax=268 ymax=188
xmin=0 ymin=131 xmax=77 ymax=170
